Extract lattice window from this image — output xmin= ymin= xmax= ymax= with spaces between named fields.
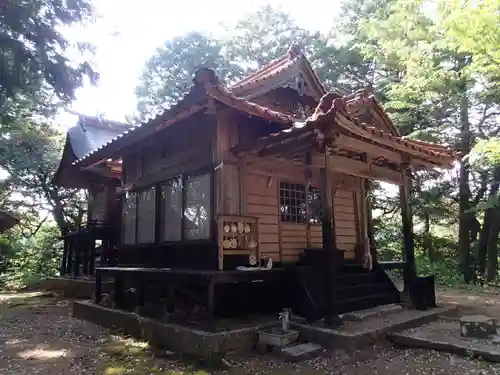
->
xmin=280 ymin=182 xmax=307 ymax=223
xmin=280 ymin=182 xmax=322 ymax=224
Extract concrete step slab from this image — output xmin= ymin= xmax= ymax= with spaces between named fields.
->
xmin=280 ymin=342 xmax=322 ymax=362
xmin=389 ymin=319 xmax=500 ymax=363
xmin=341 ymin=303 xmax=402 ymax=322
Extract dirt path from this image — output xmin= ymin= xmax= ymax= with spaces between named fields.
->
xmin=0 ymin=291 xmax=499 ymax=374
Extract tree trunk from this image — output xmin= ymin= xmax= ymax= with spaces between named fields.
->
xmin=485 ymin=209 xmax=500 ymax=282
xmin=458 ymin=77 xmax=473 ymax=283
xmin=485 ymin=166 xmax=500 ymax=281
xmin=477 ymin=211 xmax=492 ymax=277
xmin=423 ymin=210 xmax=434 ymax=262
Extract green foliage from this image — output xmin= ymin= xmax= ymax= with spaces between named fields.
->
xmin=135 ymin=5 xmax=373 ymax=119
xmin=0 ymin=119 xmax=87 ymax=234
xmin=0 ymin=224 xmax=61 ymax=289
xmin=416 ymin=255 xmax=462 ymax=286
xmin=469 ymin=138 xmax=500 ymax=167
xmin=438 ymin=0 xmax=500 ymax=102
xmin=0 ymin=0 xmax=95 ymax=289
xmin=0 ymin=0 xmax=98 ymax=114
xmin=135 ymin=32 xmax=243 ymax=119
xmin=222 ymin=5 xmax=319 ymax=72
xmin=1 ymin=0 xmax=499 ymax=290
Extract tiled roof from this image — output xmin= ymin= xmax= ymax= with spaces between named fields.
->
xmin=229 ymin=46 xmax=402 ymax=138
xmin=233 ymin=94 xmax=458 ymax=167
xmin=311 ymin=97 xmax=457 ymax=162
xmin=73 ymin=68 xmax=294 ymax=167
xmin=68 ymin=115 xmax=131 ymax=159
xmin=230 ymin=45 xmax=326 ymax=100
xmin=203 ymin=76 xmax=293 ymax=124
xmin=345 ymin=89 xmax=400 ymax=136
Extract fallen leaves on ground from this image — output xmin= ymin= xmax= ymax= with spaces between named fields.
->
xmin=0 ymin=291 xmax=499 ymax=374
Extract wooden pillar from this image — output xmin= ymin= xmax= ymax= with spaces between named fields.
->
xmin=206 ymin=277 xmax=216 ymax=325
xmin=364 ymin=179 xmax=377 ymax=264
xmin=89 ymin=237 xmax=96 ymax=275
xmin=114 ymin=276 xmax=124 ymax=309
xmin=94 ymin=272 xmax=102 ymax=304
xmin=305 ymin=151 xmax=312 ymax=247
xmin=66 ymin=237 xmax=73 ymax=276
xmin=60 ymin=237 xmax=69 ymax=275
xmin=73 ymin=236 xmax=81 ymax=277
xmin=400 ymin=163 xmax=416 ymax=292
xmin=321 ymin=152 xmax=341 ymax=327
xmin=82 ymin=235 xmax=90 ymax=275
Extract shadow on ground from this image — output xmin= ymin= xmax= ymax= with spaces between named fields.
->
xmin=0 ymin=289 xmax=500 ymax=374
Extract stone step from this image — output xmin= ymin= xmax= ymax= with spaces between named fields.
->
xmin=340 ymin=303 xmax=402 ymax=322
xmin=280 ymin=342 xmax=323 ymax=362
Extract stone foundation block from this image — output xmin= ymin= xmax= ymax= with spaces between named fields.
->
xmin=460 ymin=315 xmax=497 ymax=338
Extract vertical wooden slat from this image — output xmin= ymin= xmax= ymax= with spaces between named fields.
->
xmin=239 ymin=164 xmax=247 ymax=215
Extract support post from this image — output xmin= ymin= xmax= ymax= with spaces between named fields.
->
xmin=364 ymin=179 xmax=377 ymax=264
xmin=321 ymin=151 xmax=341 ymax=327
xmin=60 ymin=237 xmax=69 ymax=275
xmin=82 ymin=234 xmax=89 ymax=275
xmin=400 ymin=163 xmax=416 ymax=292
xmin=95 ymin=272 xmax=102 ymax=304
xmin=114 ymin=276 xmax=124 ymax=309
xmin=73 ymin=237 xmax=80 ymax=277
xmin=89 ymin=237 xmax=96 ymax=275
xmin=66 ymin=237 xmax=73 ymax=276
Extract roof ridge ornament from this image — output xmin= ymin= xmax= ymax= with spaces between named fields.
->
xmin=192 ymin=67 xmax=221 ymax=87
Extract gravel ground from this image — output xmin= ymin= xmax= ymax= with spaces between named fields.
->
xmin=0 ymin=291 xmax=500 ymax=374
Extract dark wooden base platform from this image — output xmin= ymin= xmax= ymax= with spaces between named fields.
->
xmin=95 ymin=266 xmax=290 ymax=324
xmin=40 ymin=277 xmax=113 ymax=298
xmin=73 ymin=300 xmax=274 ymax=359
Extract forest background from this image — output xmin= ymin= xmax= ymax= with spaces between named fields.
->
xmin=1 ymin=0 xmax=499 ymax=288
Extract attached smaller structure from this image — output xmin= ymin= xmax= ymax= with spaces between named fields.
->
xmin=53 ymin=115 xmax=131 ymax=277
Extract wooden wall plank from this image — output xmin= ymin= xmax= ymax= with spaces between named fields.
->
xmin=244 ymin=167 xmax=280 ymax=260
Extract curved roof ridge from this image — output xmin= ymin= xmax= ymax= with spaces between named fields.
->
xmin=231 ymin=53 xmax=291 ymax=88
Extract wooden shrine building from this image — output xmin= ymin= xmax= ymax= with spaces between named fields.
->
xmin=53 ymin=115 xmax=131 ymax=277
xmin=64 ymin=46 xmax=457 ymax=325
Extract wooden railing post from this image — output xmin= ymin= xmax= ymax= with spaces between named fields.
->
xmin=400 ymin=163 xmax=416 ymax=292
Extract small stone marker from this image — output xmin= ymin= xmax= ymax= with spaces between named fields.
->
xmin=460 ymin=315 xmax=497 ymax=338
